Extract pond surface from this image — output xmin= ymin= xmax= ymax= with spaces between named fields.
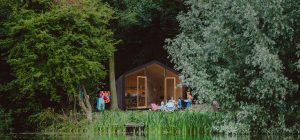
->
xmin=0 ymin=134 xmax=299 ymax=140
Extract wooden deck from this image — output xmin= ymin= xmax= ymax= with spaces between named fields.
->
xmin=126 ymin=106 xmax=151 ymax=110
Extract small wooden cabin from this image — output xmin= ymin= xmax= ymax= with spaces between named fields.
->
xmin=116 ymin=61 xmax=184 ymax=109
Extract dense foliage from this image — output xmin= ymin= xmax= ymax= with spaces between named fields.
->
xmin=0 ymin=106 xmax=12 ymax=133
xmin=165 ymin=0 xmax=300 ymax=134
xmin=2 ymin=0 xmax=116 ymax=101
xmin=0 ymin=0 xmax=117 ymax=129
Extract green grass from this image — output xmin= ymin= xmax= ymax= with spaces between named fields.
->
xmin=44 ymin=111 xmax=215 ymax=136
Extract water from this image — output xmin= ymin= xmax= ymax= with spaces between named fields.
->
xmin=0 ymin=134 xmax=299 ymax=140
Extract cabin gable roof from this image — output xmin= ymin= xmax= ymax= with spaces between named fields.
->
xmin=121 ymin=60 xmax=179 ymax=77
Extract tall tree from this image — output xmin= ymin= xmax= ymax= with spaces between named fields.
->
xmin=165 ymin=0 xmax=300 ymax=133
xmin=109 ymin=54 xmax=118 ymax=110
xmin=1 ymin=0 xmax=117 ymax=121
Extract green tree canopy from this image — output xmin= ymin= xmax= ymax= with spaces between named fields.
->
xmin=165 ymin=0 xmax=300 ymax=133
xmin=2 ymin=0 xmax=117 ymax=103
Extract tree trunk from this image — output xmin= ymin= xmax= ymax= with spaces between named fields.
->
xmin=74 ymin=94 xmax=77 ymax=121
xmin=109 ymin=54 xmax=118 ymax=110
xmin=78 ymin=84 xmax=93 ymax=122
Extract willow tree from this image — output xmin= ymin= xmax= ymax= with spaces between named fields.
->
xmin=165 ymin=0 xmax=300 ymax=133
xmin=3 ymin=0 xmax=117 ymax=121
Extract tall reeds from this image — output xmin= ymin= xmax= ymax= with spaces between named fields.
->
xmin=44 ymin=111 xmax=215 ymax=136
xmin=144 ymin=111 xmax=213 ymax=136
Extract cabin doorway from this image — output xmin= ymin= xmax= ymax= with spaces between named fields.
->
xmin=164 ymin=77 xmax=176 ymax=102
xmin=137 ymin=76 xmax=147 ymax=107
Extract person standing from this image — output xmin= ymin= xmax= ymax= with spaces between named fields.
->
xmin=187 ymin=91 xmax=193 ymax=109
xmin=96 ymin=91 xmax=105 ymax=111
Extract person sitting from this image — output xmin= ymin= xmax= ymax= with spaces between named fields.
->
xmin=158 ymin=101 xmax=165 ymax=111
xmin=212 ymin=100 xmax=221 ymax=112
xmin=177 ymin=97 xmax=183 ymax=110
xmin=165 ymin=99 xmax=175 ymax=111
xmin=170 ymin=97 xmax=175 ymax=103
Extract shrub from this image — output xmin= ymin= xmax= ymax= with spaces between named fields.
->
xmin=28 ymin=108 xmax=64 ymax=131
xmin=0 ymin=106 xmax=12 ymax=133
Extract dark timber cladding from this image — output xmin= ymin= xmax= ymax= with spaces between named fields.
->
xmin=116 ymin=60 xmax=184 ymax=110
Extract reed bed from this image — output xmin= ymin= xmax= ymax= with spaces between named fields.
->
xmin=44 ymin=111 xmax=215 ymax=136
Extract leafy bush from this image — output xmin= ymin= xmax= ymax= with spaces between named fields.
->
xmin=212 ymin=112 xmax=250 ymax=135
xmin=164 ymin=0 xmax=300 ymax=134
xmin=0 ymin=106 xmax=12 ymax=133
xmin=28 ymin=108 xmax=64 ymax=131
xmin=212 ymin=106 xmax=300 ymax=135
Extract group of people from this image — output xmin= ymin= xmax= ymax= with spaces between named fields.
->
xmin=152 ymin=91 xmax=194 ymax=112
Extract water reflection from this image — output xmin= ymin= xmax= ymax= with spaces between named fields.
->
xmin=0 ymin=134 xmax=299 ymax=140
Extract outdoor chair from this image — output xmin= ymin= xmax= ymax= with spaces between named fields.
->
xmin=151 ymin=103 xmax=159 ymax=112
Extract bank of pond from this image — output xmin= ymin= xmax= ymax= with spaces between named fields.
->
xmin=1 ymin=133 xmax=300 ymax=140
xmin=36 ymin=111 xmax=299 ymax=136
xmin=44 ymin=111 xmax=213 ymax=136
